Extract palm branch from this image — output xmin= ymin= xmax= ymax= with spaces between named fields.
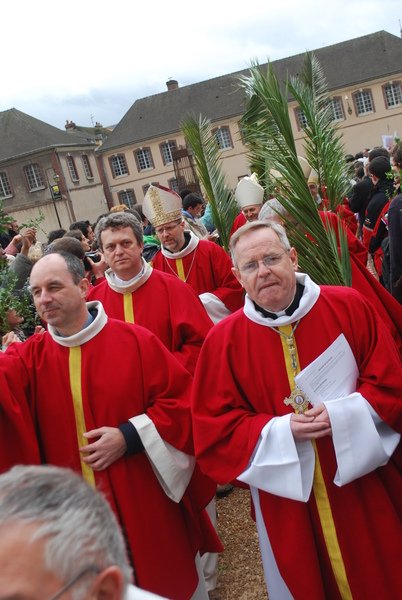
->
xmin=288 ymin=53 xmax=352 ymax=211
xmin=238 ymin=59 xmax=351 ymax=286
xmin=180 ymin=115 xmax=238 ymax=252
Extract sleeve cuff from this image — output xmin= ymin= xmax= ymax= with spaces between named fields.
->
xmin=118 ymin=421 xmax=144 ymax=455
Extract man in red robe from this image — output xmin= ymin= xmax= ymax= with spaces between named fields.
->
xmin=0 ymin=252 xmax=218 ymax=600
xmin=230 ymin=173 xmax=265 ymax=236
xmin=192 ymin=221 xmax=402 ymax=599
xmin=143 ymin=185 xmax=243 ymax=324
xmin=87 ymin=211 xmax=212 ymax=375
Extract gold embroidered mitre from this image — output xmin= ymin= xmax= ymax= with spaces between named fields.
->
xmin=143 ymin=185 xmax=183 ymax=227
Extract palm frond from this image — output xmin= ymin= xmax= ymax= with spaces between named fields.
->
xmin=288 ymin=53 xmax=351 ymax=211
xmin=180 ymin=114 xmax=238 ymax=251
xmin=238 ymin=60 xmax=351 ymax=286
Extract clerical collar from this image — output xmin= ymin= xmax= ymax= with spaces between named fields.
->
xmin=254 ymin=283 xmax=305 ymax=319
xmin=47 ymin=301 xmax=108 ymax=347
xmin=165 ymin=231 xmax=191 ymax=255
xmin=161 ymin=230 xmax=199 ymax=259
xmin=243 ymin=272 xmax=321 ymax=328
xmin=56 ymin=307 xmax=96 ymax=337
xmin=105 ymin=259 xmax=153 ymax=294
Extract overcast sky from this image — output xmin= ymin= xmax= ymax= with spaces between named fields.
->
xmin=2 ymin=0 xmax=401 ymax=129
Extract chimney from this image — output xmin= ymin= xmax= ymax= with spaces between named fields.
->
xmin=166 ymin=79 xmax=179 ymax=91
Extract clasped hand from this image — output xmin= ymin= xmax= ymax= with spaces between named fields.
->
xmin=290 ymin=404 xmax=332 ymax=441
xmin=80 ymin=427 xmax=127 ymax=470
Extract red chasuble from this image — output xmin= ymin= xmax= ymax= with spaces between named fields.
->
xmin=152 ymin=240 xmax=244 ymax=313
xmin=318 ymin=211 xmax=402 ymax=354
xmin=1 ymin=320 xmax=217 ymax=600
xmin=192 ymin=286 xmax=402 ymax=599
xmin=87 ymin=269 xmax=212 ymax=375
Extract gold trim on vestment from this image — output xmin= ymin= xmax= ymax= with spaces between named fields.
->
xmin=175 ymin=258 xmax=185 ymax=281
xmin=68 ymin=346 xmax=95 ymax=487
xmin=123 ymin=292 xmax=135 ymax=323
xmin=277 ymin=325 xmax=352 ymax=599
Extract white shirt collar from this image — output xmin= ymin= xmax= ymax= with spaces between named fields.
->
xmin=243 ymin=272 xmax=320 ymax=327
xmin=105 ymin=258 xmax=153 ymax=294
xmin=47 ymin=301 xmax=108 ymax=347
xmin=161 ymin=230 xmax=199 ymax=259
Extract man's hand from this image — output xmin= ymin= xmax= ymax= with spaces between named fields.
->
xmin=87 ymin=255 xmax=107 ymax=280
xmin=80 ymin=427 xmax=127 ymax=470
xmin=2 ymin=331 xmax=21 ymax=350
xmin=20 ymin=228 xmax=37 ymax=256
xmin=290 ymin=404 xmax=332 ymax=441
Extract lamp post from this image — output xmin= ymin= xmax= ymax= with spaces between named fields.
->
xmin=50 ymin=173 xmax=62 ymax=228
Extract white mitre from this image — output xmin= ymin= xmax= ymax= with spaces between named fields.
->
xmin=143 ymin=185 xmax=182 ymax=227
xmin=235 ymin=173 xmax=264 ymax=209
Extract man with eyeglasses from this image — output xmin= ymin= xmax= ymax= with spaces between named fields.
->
xmin=0 ymin=465 xmax=165 ymax=599
xmin=144 ymin=185 xmax=243 ymax=324
xmin=192 ymin=220 xmax=402 ymax=599
xmin=87 ymin=211 xmax=213 ymax=375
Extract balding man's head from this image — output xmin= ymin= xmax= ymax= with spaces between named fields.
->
xmin=30 ymin=253 xmax=89 ymax=336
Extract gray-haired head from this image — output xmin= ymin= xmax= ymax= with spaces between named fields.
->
xmin=230 ymin=220 xmax=291 ymax=267
xmin=258 ymin=199 xmax=289 ymax=222
xmin=0 ymin=465 xmax=132 ymax=596
xmin=95 ymin=212 xmax=143 ymax=250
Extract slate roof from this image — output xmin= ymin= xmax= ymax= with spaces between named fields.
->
xmin=99 ymin=30 xmax=402 ymax=153
xmin=0 ymin=108 xmax=96 ymax=162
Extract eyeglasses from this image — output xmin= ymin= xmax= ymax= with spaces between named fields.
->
xmin=237 ymin=250 xmax=289 ymax=275
xmin=49 ymin=565 xmax=100 ymax=600
xmin=154 ymin=220 xmax=182 ymax=235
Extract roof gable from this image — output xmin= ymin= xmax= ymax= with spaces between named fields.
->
xmin=99 ymin=30 xmax=402 ymax=152
xmin=0 ymin=108 xmax=95 ymax=162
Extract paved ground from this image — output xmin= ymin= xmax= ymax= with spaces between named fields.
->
xmin=214 ymin=487 xmax=268 ymax=599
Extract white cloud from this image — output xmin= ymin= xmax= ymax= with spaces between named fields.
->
xmin=2 ymin=0 xmax=401 ymax=127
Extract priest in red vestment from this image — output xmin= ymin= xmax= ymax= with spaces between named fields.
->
xmin=192 ymin=221 xmax=402 ymax=600
xmin=87 ymin=211 xmax=212 ymax=375
xmin=143 ymin=185 xmax=244 ymax=324
xmin=0 ymin=252 xmax=220 ymax=600
xmin=230 ymin=173 xmax=265 ymax=236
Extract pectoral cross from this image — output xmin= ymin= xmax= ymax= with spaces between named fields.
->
xmin=284 ymin=387 xmax=311 ymax=414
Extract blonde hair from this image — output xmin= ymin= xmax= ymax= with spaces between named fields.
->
xmin=110 ymin=204 xmax=128 ymax=213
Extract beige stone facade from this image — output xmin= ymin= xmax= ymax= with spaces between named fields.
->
xmin=98 ymin=31 xmax=402 ymax=206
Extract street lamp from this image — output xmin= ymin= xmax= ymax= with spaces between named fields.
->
xmin=50 ymin=173 xmax=62 ymax=227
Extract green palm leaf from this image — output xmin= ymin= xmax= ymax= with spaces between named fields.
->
xmin=288 ymin=53 xmax=352 ymax=211
xmin=238 ymin=59 xmax=351 ymax=286
xmin=181 ymin=115 xmax=238 ymax=252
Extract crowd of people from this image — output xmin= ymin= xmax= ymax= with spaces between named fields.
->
xmin=0 ymin=142 xmax=401 ymax=600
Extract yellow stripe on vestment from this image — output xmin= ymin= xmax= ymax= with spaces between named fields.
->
xmin=277 ymin=325 xmax=352 ymax=599
xmin=123 ymin=292 xmax=135 ymax=323
xmin=175 ymin=258 xmax=185 ymax=281
xmin=68 ymin=346 xmax=96 ymax=487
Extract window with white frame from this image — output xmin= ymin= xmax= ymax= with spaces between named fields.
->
xmin=110 ymin=155 xmax=129 ymax=178
xmin=383 ymin=82 xmax=402 ymax=108
xmin=160 ymin=141 xmax=177 ymax=165
xmin=135 ymin=148 xmax=154 ymax=171
xmin=353 ymin=90 xmax=374 ymax=115
xmin=168 ymin=178 xmax=180 ymax=193
xmin=81 ymin=154 xmax=94 ymax=179
xmin=24 ymin=163 xmax=45 ymax=191
xmin=329 ymin=97 xmax=345 ymax=121
xmin=295 ymin=107 xmax=308 ymax=130
xmin=0 ymin=172 xmax=12 ymax=198
xmin=66 ymin=156 xmax=79 ymax=182
xmin=214 ymin=126 xmax=233 ymax=150
xmin=118 ymin=189 xmax=136 ymax=208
